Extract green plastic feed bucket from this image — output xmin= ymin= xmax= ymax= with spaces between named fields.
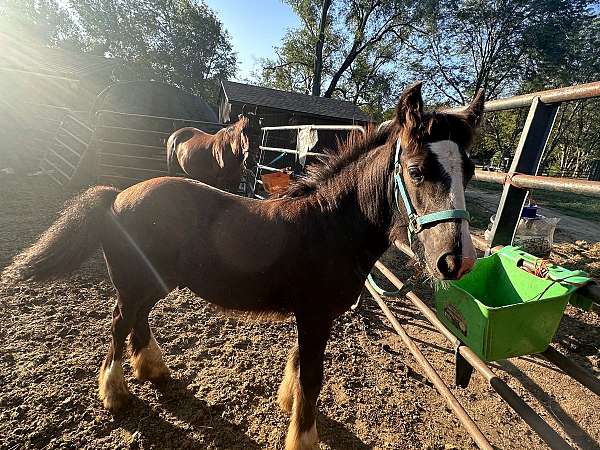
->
xmin=435 ymin=246 xmax=590 ymax=362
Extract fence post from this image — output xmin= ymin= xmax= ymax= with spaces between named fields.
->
xmin=485 ymin=97 xmax=560 ymax=253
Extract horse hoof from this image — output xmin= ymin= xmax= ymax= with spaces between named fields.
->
xmin=149 ymin=371 xmax=172 ymax=389
xmin=133 ymin=365 xmax=171 ymax=384
xmin=103 ymin=391 xmax=131 ymax=412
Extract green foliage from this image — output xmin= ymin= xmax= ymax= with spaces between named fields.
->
xmin=256 ymin=0 xmax=416 ymax=118
xmin=0 ymin=0 xmax=80 ymax=47
xmin=70 ymin=0 xmax=236 ymax=103
xmin=405 ymin=0 xmax=600 ymax=176
xmin=0 ymin=0 xmax=237 ymax=104
xmin=405 ymin=0 xmax=596 ymax=103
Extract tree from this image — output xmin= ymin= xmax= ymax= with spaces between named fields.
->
xmin=69 ymin=0 xmax=237 ymax=103
xmin=312 ymin=0 xmax=332 ymax=95
xmin=405 ymin=0 xmax=594 ymax=104
xmin=1 ymin=0 xmax=237 ymax=103
xmin=405 ymin=0 xmax=600 ymax=177
xmin=256 ymin=0 xmax=417 ymax=118
xmin=0 ymin=0 xmax=80 ymax=47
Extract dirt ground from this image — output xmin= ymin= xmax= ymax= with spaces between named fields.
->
xmin=1 ymin=174 xmax=599 ymax=450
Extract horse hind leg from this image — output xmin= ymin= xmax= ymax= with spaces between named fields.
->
xmin=278 ymin=345 xmax=299 ymax=413
xmin=98 ymin=298 xmax=136 ymax=411
xmin=129 ymin=307 xmax=170 ymax=384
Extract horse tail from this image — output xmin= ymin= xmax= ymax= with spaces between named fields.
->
xmin=166 ymin=133 xmax=178 ymax=176
xmin=2 ymin=186 xmax=120 ymax=284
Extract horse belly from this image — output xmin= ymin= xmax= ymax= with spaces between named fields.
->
xmin=180 ymin=147 xmax=219 ymax=184
xmin=107 ymin=178 xmax=290 ymax=313
xmin=179 ymin=227 xmax=292 ymax=314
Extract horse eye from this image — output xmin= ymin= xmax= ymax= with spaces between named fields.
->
xmin=408 ymin=166 xmax=423 ymax=183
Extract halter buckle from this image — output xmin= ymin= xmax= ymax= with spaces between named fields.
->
xmin=408 ymin=215 xmax=421 ymax=234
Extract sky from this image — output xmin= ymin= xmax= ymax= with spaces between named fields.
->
xmin=203 ymin=0 xmax=300 ymax=81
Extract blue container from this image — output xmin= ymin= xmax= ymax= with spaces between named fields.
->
xmin=522 ymin=205 xmax=539 ymax=219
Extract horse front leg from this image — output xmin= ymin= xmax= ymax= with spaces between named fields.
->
xmin=285 ymin=314 xmax=332 ymax=450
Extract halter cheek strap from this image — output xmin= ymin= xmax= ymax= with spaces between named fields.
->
xmin=394 ymin=139 xmax=470 ymax=243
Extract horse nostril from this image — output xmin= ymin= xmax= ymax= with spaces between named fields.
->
xmin=436 ymin=252 xmax=460 ymax=279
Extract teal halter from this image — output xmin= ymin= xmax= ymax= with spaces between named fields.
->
xmin=393 ymin=139 xmax=470 ymax=244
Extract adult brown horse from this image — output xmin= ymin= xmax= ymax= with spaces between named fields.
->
xmin=3 ymin=83 xmax=484 ymax=450
xmin=166 ymin=108 xmax=262 ymax=191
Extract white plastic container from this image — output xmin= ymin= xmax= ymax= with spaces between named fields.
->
xmin=484 ymin=214 xmax=559 ymax=258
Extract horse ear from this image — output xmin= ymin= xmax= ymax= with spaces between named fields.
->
xmin=254 ymin=105 xmax=258 ymax=115
xmin=241 ymin=104 xmax=247 ymax=116
xmin=395 ymin=81 xmax=424 ymax=131
xmin=464 ymin=89 xmax=485 ymax=128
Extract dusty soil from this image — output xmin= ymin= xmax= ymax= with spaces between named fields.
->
xmin=1 ymin=175 xmax=599 ymax=450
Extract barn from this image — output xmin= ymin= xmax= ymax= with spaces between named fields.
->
xmin=218 ymin=80 xmax=372 ymax=127
xmin=217 ymin=81 xmax=373 ymax=197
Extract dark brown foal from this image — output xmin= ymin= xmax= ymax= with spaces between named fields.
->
xmin=4 ymin=83 xmax=485 ymax=450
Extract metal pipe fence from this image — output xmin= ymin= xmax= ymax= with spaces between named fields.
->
xmin=473 ymin=169 xmax=600 ymax=197
xmin=450 ymin=81 xmax=600 ymax=113
xmin=368 ymin=244 xmax=585 ymax=449
xmin=452 ymin=81 xmax=600 ymax=252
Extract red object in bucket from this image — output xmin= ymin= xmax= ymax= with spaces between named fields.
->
xmin=261 ymin=172 xmax=292 ymax=195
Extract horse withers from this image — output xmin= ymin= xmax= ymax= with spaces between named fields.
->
xmin=166 ymin=107 xmax=262 ymax=192
xmin=3 ymin=82 xmax=484 ymax=450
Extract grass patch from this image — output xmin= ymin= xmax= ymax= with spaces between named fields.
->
xmin=470 ymin=180 xmax=600 ymax=222
xmin=465 ymin=196 xmax=493 ymax=230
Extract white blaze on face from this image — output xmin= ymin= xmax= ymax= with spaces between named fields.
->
xmin=429 ymin=140 xmax=477 ymax=265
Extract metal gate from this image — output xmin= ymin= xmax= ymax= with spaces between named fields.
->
xmin=247 ymin=124 xmax=365 ymax=199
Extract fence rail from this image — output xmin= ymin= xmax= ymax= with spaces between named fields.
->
xmin=473 ymin=169 xmax=600 ymax=197
xmin=94 ymin=109 xmax=223 ymax=128
xmin=455 ymin=81 xmax=600 ymax=252
xmin=450 ymin=81 xmax=600 ymax=113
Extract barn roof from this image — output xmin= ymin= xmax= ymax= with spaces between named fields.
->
xmin=0 ymin=32 xmax=121 ymax=80
xmin=221 ymin=80 xmax=372 ymax=122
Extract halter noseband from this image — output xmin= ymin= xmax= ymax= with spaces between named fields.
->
xmin=393 ymin=139 xmax=470 ymax=243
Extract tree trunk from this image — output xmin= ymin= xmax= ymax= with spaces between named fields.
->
xmin=323 ymin=44 xmax=360 ymax=98
xmin=312 ymin=0 xmax=332 ymax=96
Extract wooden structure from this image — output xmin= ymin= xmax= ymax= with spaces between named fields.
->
xmin=217 ymin=81 xmax=373 ymax=197
xmin=42 ymin=80 xmax=223 ymax=189
xmin=0 ymin=32 xmax=121 ymax=171
xmin=217 ymin=80 xmax=372 ymax=127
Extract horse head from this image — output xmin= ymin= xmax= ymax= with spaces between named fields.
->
xmin=238 ymin=105 xmax=263 ymax=167
xmin=388 ymin=82 xmax=485 ymax=280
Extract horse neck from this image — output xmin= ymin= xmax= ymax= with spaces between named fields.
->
xmin=229 ymin=119 xmax=249 ymax=159
xmin=292 ymin=143 xmax=397 ymax=267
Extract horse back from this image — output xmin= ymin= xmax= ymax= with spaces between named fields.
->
xmin=106 ymin=178 xmax=294 ymax=308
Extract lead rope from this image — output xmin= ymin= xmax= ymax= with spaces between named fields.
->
xmin=367 ymin=273 xmax=403 ymax=297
